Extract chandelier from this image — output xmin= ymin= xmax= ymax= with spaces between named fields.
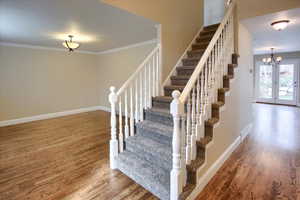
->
xmin=262 ymin=48 xmax=282 ymax=65
xmin=62 ymin=35 xmax=80 ymax=52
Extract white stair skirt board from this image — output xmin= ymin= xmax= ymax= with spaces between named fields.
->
xmin=220 ymin=106 xmax=226 ymax=112
xmin=186 ymin=123 xmax=253 ymax=200
xmin=225 ymin=92 xmax=231 ymax=97
xmin=0 ymin=106 xmax=110 ymax=127
xmin=214 ymin=122 xmax=221 ymax=128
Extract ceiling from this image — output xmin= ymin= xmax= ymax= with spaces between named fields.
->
xmin=242 ymin=8 xmax=300 ymax=55
xmin=0 ymin=0 xmax=157 ymax=53
xmin=239 ymin=0 xmax=300 ymax=20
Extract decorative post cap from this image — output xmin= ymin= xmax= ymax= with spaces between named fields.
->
xmin=172 ymin=90 xmax=181 ymax=99
xmin=170 ymin=90 xmax=184 ymax=116
xmin=110 ymin=86 xmax=116 ymax=93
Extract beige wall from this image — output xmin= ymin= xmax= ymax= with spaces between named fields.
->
xmin=0 ymin=42 xmax=157 ymax=122
xmin=197 ymin=23 xmax=254 ymax=178
xmin=97 ymin=43 xmax=157 ymax=107
xmin=239 ymin=0 xmax=300 ymax=19
xmin=0 ymin=45 xmax=99 ymax=121
xmin=102 ymin=0 xmax=204 ymax=81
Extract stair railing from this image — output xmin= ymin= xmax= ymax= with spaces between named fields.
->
xmin=170 ymin=0 xmax=237 ymax=199
xmin=109 ymin=44 xmax=162 ymax=169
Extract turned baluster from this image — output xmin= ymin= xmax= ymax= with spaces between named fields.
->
xmin=124 ymin=91 xmax=129 ymax=139
xmin=109 ymin=87 xmax=118 ymax=169
xmin=195 ymin=76 xmax=201 ymax=140
xmin=130 ymin=86 xmax=134 ymax=137
xmin=144 ymin=67 xmax=147 ymax=108
xmin=148 ymin=61 xmax=152 ymax=108
xmin=119 ymin=96 xmax=124 ymax=152
xmin=186 ymin=95 xmax=192 ymax=165
xmin=135 ymin=78 xmax=139 ymax=122
xmin=152 ymin=55 xmax=156 ymax=98
xmin=191 ymin=87 xmax=197 ymax=160
xmin=140 ymin=72 xmax=144 ymax=121
xmin=156 ymin=51 xmax=160 ymax=96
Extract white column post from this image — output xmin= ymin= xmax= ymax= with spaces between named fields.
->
xmin=170 ymin=90 xmax=184 ymax=200
xmin=109 ymin=86 xmax=118 ymax=169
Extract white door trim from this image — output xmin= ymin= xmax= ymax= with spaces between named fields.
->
xmin=275 ymin=59 xmax=299 ymax=106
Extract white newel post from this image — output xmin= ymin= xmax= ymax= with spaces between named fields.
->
xmin=170 ymin=90 xmax=184 ymax=200
xmin=109 ymin=86 xmax=119 ymax=169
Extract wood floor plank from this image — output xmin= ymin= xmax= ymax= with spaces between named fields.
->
xmin=0 ymin=104 xmax=299 ymax=200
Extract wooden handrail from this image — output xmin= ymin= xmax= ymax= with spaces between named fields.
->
xmin=179 ymin=0 xmax=236 ymax=102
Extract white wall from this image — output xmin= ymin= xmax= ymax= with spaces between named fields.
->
xmin=204 ymin=0 xmax=225 ymax=25
xmin=0 ymin=42 xmax=157 ymax=122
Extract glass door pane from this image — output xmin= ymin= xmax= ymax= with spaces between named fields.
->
xmin=258 ymin=65 xmax=273 ymax=99
xmin=278 ymin=64 xmax=294 ymax=101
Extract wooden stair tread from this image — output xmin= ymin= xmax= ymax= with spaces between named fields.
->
xmin=205 ymin=117 xmax=219 ymax=126
xmin=179 ymin=184 xmax=196 ymax=200
xmin=187 ymin=157 xmax=205 ymax=172
xmin=197 ymin=136 xmax=213 ymax=147
xmin=212 ymin=101 xmax=225 ymax=108
xmin=224 ymin=74 xmax=234 ymax=79
xmin=228 ymin=63 xmax=238 ymax=68
xmin=219 ymin=88 xmax=230 ymax=93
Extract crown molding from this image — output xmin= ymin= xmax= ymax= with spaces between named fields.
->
xmin=97 ymin=39 xmax=157 ymax=55
xmin=0 ymin=42 xmax=99 ymax=55
xmin=0 ymin=39 xmax=158 ymax=55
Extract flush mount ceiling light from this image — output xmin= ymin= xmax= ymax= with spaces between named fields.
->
xmin=271 ymin=20 xmax=290 ymax=31
xmin=262 ymin=48 xmax=282 ymax=65
xmin=62 ymin=35 xmax=80 ymax=52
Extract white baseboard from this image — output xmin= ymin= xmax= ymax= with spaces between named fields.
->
xmin=240 ymin=123 xmax=253 ymax=141
xmin=186 ymin=123 xmax=253 ymax=200
xmin=0 ymin=106 xmax=110 ymax=127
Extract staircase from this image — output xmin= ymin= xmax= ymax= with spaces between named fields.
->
xmin=108 ymin=1 xmax=238 ymax=199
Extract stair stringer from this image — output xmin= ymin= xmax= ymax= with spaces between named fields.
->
xmin=184 ymin=64 xmax=249 ymax=200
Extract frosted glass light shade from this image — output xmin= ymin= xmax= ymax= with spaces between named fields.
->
xmin=276 ymin=56 xmax=282 ymax=62
xmin=62 ymin=41 xmax=80 ymax=50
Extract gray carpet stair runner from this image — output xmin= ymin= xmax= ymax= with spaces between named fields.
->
xmin=116 ymin=23 xmax=239 ymax=200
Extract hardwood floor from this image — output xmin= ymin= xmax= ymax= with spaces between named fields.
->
xmin=197 ymin=103 xmax=300 ymax=200
xmin=0 ymin=104 xmax=299 ymax=200
xmin=0 ymin=111 xmax=156 ymax=200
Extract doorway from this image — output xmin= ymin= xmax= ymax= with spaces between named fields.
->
xmin=255 ymin=59 xmax=299 ymax=105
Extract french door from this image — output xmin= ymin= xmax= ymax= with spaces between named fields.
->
xmin=255 ymin=59 xmax=299 ymax=105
